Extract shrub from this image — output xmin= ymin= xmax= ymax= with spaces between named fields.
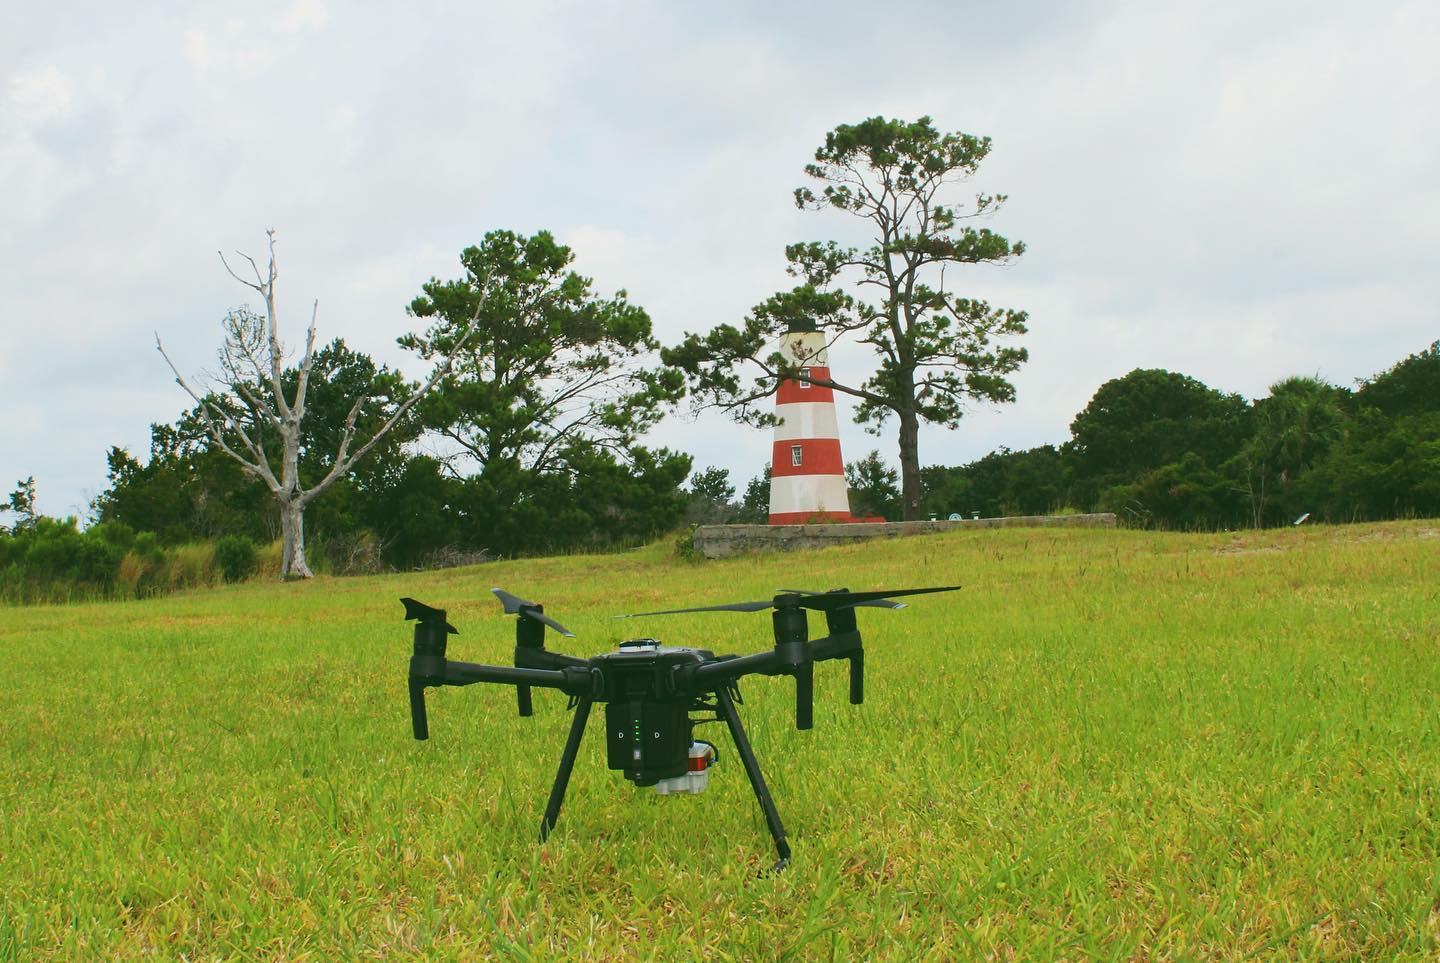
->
xmin=323 ymin=531 xmax=384 ymax=576
xmin=88 ymin=520 xmax=136 ymax=553
xmin=256 ymin=540 xmax=283 ymax=580
xmin=214 ymin=536 xmax=258 ymax=583
xmin=673 ymin=525 xmax=703 ymax=562
xmin=131 ymin=531 xmax=164 ymax=565
xmin=72 ymin=537 xmax=124 ymax=587
xmin=164 ymin=543 xmax=217 ymax=591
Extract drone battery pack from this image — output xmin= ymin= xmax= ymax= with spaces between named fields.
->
xmin=605 ymin=700 xmax=691 ymax=786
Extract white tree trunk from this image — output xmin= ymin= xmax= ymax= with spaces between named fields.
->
xmin=279 ymin=498 xmax=314 ymax=579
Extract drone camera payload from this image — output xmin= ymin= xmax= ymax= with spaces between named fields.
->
xmin=404 ymin=583 xmax=958 ymax=871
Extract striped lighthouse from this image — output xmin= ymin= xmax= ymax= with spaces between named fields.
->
xmin=768 ymin=320 xmax=854 ymax=525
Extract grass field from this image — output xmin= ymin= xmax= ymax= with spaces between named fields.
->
xmin=1 ymin=521 xmax=1438 ymax=959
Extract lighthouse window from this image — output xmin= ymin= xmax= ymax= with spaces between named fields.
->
xmin=791 ymin=445 xmax=803 ymax=467
xmin=799 ymin=366 xmax=812 ymax=388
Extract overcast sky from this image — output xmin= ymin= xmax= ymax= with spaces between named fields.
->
xmin=3 ymin=0 xmax=1436 ymax=519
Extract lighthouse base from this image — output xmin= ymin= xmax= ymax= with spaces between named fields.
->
xmin=767 ymin=510 xmax=879 ymax=525
xmin=691 ymin=514 xmax=1119 ymax=560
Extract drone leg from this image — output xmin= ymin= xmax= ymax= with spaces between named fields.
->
xmin=715 ymin=686 xmax=791 ymax=873
xmin=539 ymin=695 xmax=593 ymax=842
xmin=517 ymin=684 xmax=533 ymax=717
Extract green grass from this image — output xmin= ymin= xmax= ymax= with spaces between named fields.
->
xmin=2 ymin=521 xmax=1438 ymax=959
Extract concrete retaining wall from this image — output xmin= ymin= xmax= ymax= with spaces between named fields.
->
xmin=691 ymin=513 xmax=1117 ymax=559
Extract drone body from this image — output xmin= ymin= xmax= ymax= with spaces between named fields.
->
xmin=404 ymin=585 xmax=958 ymax=871
xmin=591 ymin=642 xmax=716 ymax=789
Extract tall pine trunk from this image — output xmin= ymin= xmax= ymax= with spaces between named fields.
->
xmin=898 ymin=409 xmax=923 ymax=521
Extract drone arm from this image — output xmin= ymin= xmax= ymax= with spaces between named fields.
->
xmin=813 ymin=612 xmax=865 ymax=706
xmin=806 ymin=629 xmax=861 ymax=662
xmin=409 ymin=657 xmax=596 ymax=740
xmin=516 ymin=647 xmax=588 ymax=670
xmin=440 ymin=660 xmax=604 ymax=699
xmin=690 ymin=646 xmax=817 ymax=731
xmin=440 ymin=660 xmax=571 ymax=688
xmin=689 ymin=649 xmax=786 ymax=687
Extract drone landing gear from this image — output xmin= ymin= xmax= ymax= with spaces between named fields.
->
xmin=539 ymin=695 xmax=593 ymax=842
xmin=716 ymin=685 xmax=792 ymax=875
xmin=535 ymin=689 xmax=791 ymax=874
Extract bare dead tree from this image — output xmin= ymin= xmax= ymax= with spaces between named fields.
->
xmin=156 ymin=229 xmax=476 ymax=579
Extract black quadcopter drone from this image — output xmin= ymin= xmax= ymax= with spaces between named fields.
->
xmin=404 ymin=584 xmax=958 ymax=871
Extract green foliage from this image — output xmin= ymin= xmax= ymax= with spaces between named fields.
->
xmin=734 ymin=464 xmax=772 ymax=524
xmin=402 ymin=230 xmax=684 ymax=475
xmin=684 ymin=466 xmax=738 ymax=526
xmin=688 ymin=466 xmax=735 ymax=504
xmin=1356 ymin=340 xmax=1439 ymax=417
xmin=280 ymin=339 xmax=420 ymax=487
xmin=115 ymin=532 xmax=166 ymax=599
xmin=1066 ymin=368 xmax=1250 ymax=502
xmin=923 ymin=344 xmax=1440 ymax=531
xmin=1301 ymin=408 xmax=1440 ymax=521
xmin=1100 ymin=452 xmax=1245 ymax=530
xmin=1233 ymin=376 xmax=1350 ymax=526
xmin=672 ymin=524 xmax=703 ymax=561
xmin=365 ymin=230 xmax=696 ymax=560
xmin=98 ymin=422 xmax=273 ymax=545
xmin=213 ymin=536 xmax=258 ymax=583
xmin=844 ymin=450 xmax=900 ymax=520
xmin=353 ymin=455 xmax=455 ymax=570
xmin=4 ymin=477 xmax=36 ymax=531
xmin=0 ymin=514 xmax=125 ymax=603
xmin=0 ymin=478 xmax=248 ymax=603
xmin=923 ymin=445 xmax=1069 ymax=519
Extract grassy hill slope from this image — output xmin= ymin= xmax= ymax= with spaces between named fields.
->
xmin=2 ymin=522 xmax=1438 ymax=958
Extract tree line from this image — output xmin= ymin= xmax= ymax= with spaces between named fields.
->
xmin=3 ymin=340 xmax=1435 ymax=602
xmin=916 ymin=348 xmax=1440 ymax=529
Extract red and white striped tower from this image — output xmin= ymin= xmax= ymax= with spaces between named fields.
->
xmin=769 ymin=320 xmax=853 ymax=524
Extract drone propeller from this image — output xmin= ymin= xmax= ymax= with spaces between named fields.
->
xmin=402 ymin=597 xmax=458 ymax=741
xmin=401 ymin=597 xmax=459 ymax=634
xmin=615 ymin=599 xmax=776 ymax=617
xmin=617 ymin=585 xmax=960 ymax=619
xmin=492 ymin=587 xmax=575 ymax=637
xmin=778 ymin=588 xmax=907 ymax=610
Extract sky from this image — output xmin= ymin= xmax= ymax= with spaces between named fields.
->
xmin=2 ymin=0 xmax=1436 ymax=519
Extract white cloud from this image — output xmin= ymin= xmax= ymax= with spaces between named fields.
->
xmin=281 ymin=0 xmax=328 ymax=34
xmin=183 ymin=29 xmax=212 ymax=71
xmin=8 ymin=66 xmax=75 ymax=123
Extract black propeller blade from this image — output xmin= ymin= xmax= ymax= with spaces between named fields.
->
xmin=778 ymin=588 xmax=906 ymax=610
xmin=401 ymin=597 xmax=458 ymax=634
xmin=800 ymin=586 xmax=961 ymax=610
xmin=614 ymin=599 xmax=777 ymax=618
xmin=492 ymin=587 xmax=575 ymax=637
xmin=617 ymin=586 xmax=960 ymax=619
